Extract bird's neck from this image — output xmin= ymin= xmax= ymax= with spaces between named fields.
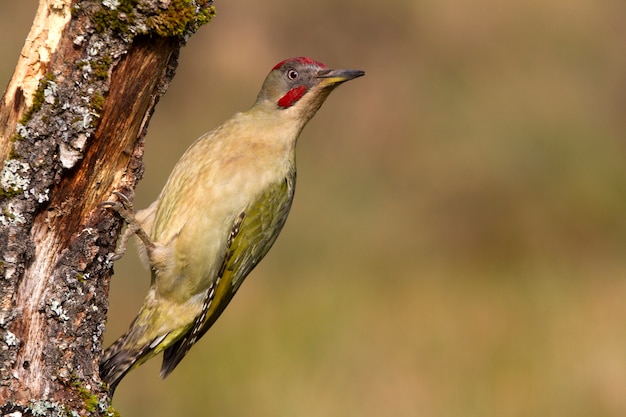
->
xmin=237 ymin=102 xmax=307 ymax=152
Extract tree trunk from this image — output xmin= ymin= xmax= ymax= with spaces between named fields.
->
xmin=0 ymin=0 xmax=214 ymax=414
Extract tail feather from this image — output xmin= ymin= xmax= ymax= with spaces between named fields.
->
xmin=160 ymin=330 xmax=197 ymax=378
xmin=100 ymin=338 xmax=135 ymax=394
xmin=160 ymin=338 xmax=186 ymax=379
xmin=100 ymin=331 xmax=164 ymax=395
xmin=160 ymin=291 xmax=231 ymax=378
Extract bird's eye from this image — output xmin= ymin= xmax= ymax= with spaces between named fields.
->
xmin=287 ymin=69 xmax=299 ymax=80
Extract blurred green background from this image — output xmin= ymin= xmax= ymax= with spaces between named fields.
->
xmin=3 ymin=1 xmax=626 ymax=416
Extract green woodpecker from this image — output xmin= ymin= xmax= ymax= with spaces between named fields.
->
xmin=100 ymin=57 xmax=364 ymax=392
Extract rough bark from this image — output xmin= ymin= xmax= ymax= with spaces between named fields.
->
xmin=0 ymin=0 xmax=214 ymax=414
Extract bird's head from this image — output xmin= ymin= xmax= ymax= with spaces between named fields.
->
xmin=254 ymin=57 xmax=365 ymax=122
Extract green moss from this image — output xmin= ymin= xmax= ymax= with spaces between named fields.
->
xmin=90 ymin=93 xmax=105 ymax=112
xmin=20 ymin=72 xmax=55 ymax=124
xmin=103 ymin=405 xmax=121 ymax=417
xmin=0 ymin=189 xmax=20 ymax=199
xmin=72 ymin=380 xmax=99 ymax=414
xmin=7 ymin=146 xmax=20 ymax=160
xmin=93 ymin=0 xmax=215 ymax=38
xmin=92 ymin=56 xmax=112 ymax=80
xmin=146 ymin=0 xmax=216 ymax=37
xmin=92 ymin=0 xmax=138 ymax=34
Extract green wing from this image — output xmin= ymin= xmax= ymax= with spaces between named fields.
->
xmin=160 ymin=175 xmax=295 ymax=376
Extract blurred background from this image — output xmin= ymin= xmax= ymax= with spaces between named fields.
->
xmin=3 ymin=1 xmax=626 ymax=416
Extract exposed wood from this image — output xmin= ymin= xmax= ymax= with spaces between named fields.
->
xmin=0 ymin=0 xmax=70 ymax=162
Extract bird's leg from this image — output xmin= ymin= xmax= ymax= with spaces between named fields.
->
xmin=101 ymin=191 xmax=155 ymax=261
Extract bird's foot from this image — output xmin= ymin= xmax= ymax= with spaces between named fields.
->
xmin=101 ymin=191 xmax=155 ymax=260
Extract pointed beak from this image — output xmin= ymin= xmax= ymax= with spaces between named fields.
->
xmin=316 ymin=68 xmax=366 ymax=86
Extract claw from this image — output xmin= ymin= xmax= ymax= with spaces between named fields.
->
xmin=112 ymin=191 xmax=132 ymax=206
xmin=102 ymin=191 xmax=154 ymax=261
xmin=101 ymin=192 xmax=133 ymax=215
xmin=102 ymin=191 xmax=156 ymax=262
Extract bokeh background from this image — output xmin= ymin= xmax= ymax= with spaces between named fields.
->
xmin=3 ymin=1 xmax=626 ymax=416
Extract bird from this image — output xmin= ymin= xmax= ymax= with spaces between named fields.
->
xmin=99 ymin=57 xmax=364 ymax=393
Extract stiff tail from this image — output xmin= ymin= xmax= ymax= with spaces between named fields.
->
xmin=99 ymin=328 xmax=166 ymax=395
xmin=160 ymin=337 xmax=186 ymax=379
xmin=160 ymin=285 xmax=234 ymax=378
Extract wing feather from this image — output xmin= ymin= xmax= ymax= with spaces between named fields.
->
xmin=161 ymin=175 xmax=295 ymax=376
